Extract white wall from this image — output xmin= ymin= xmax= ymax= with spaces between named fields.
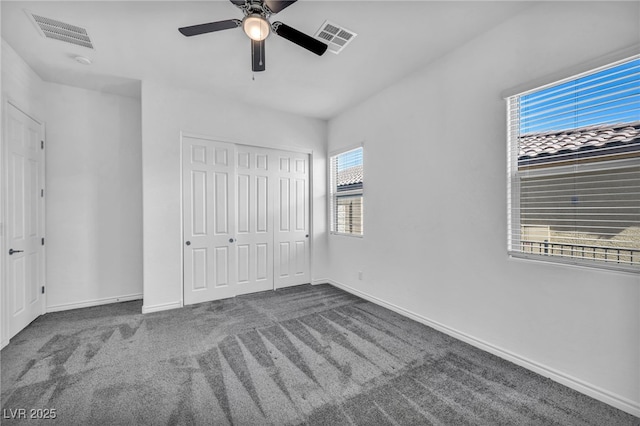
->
xmin=327 ymin=1 xmax=640 ymax=416
xmin=43 ymin=83 xmax=142 ymax=310
xmin=1 ymin=40 xmax=46 ymax=118
xmin=141 ymin=81 xmax=327 ymax=312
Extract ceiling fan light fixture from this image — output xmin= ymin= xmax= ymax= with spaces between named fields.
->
xmin=243 ymin=15 xmax=270 ymax=41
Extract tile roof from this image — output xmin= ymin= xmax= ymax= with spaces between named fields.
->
xmin=337 ymin=164 xmax=363 ymax=187
xmin=518 ymin=121 xmax=640 ymax=166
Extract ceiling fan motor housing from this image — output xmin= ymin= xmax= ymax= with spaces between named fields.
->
xmin=243 ymin=1 xmax=271 ymax=18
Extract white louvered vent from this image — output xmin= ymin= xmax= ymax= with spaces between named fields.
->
xmin=314 ymin=20 xmax=356 ymax=54
xmin=27 ymin=11 xmax=94 ymax=49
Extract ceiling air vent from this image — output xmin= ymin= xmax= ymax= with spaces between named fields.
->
xmin=26 ymin=11 xmax=94 ymax=49
xmin=314 ymin=20 xmax=356 ymax=54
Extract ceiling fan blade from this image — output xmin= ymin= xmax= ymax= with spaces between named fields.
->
xmin=229 ymin=0 xmax=246 ymax=6
xmin=272 ymin=22 xmax=327 ymax=56
xmin=251 ymin=39 xmax=266 ymax=72
xmin=264 ymin=0 xmax=297 ymax=14
xmin=179 ymin=19 xmax=241 ymax=37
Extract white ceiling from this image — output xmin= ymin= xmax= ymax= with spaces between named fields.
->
xmin=1 ymin=1 xmax=530 ymax=119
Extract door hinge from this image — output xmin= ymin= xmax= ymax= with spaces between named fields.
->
xmin=41 ymin=286 xmax=45 ymax=294
xmin=41 ymin=189 xmax=44 ymax=197
xmin=41 ymin=140 xmax=44 ymax=149
xmin=41 ymin=238 xmax=45 ymax=246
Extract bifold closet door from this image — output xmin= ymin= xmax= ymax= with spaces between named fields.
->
xmin=183 ymin=137 xmax=237 ymax=304
xmin=274 ymin=150 xmax=310 ymax=288
xmin=183 ymin=137 xmax=310 ymax=304
xmin=234 ymin=146 xmax=274 ymax=296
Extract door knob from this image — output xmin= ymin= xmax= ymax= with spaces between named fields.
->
xmin=9 ymin=249 xmax=24 ymax=255
xmin=185 ymin=241 xmax=191 ymax=246
xmin=229 ymin=238 xmax=235 ymax=243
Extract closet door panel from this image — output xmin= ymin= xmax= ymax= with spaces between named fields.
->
xmin=183 ymin=138 xmax=236 ymax=304
xmin=234 ymin=146 xmax=273 ymax=295
xmin=274 ymin=150 xmax=310 ymax=288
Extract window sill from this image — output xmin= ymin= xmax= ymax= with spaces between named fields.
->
xmin=508 ymin=251 xmax=639 ymax=276
xmin=330 ymin=232 xmax=364 ymax=239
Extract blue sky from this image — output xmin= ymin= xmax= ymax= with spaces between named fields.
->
xmin=520 ymin=58 xmax=639 ymax=134
xmin=336 ymin=147 xmax=363 ymax=172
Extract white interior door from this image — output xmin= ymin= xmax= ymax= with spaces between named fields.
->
xmin=235 ymin=146 xmax=273 ymax=296
xmin=183 ymin=137 xmax=237 ymax=304
xmin=183 ymin=137 xmax=310 ymax=304
xmin=6 ymin=103 xmax=45 ymax=338
xmin=274 ymin=150 xmax=310 ymax=289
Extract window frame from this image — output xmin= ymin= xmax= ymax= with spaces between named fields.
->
xmin=506 ymin=57 xmax=640 ymax=274
xmin=329 ymin=144 xmax=364 ymax=237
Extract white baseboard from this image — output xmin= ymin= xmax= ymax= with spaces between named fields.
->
xmin=311 ymin=278 xmax=329 ymax=285
xmin=325 ymin=279 xmax=640 ymax=418
xmin=142 ymin=300 xmax=182 ymax=314
xmin=46 ymin=293 xmax=143 ymax=313
xmin=1 ymin=338 xmax=9 ymax=350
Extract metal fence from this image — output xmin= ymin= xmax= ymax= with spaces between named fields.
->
xmin=521 ymin=240 xmax=639 ymax=265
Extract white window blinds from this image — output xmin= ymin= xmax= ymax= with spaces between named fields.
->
xmin=330 ymin=147 xmax=363 ymax=235
xmin=507 ymin=57 xmax=640 ymax=272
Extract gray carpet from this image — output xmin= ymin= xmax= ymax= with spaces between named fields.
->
xmin=1 ymin=284 xmax=637 ymax=425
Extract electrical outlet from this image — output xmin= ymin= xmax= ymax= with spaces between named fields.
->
xmin=358 ymin=271 xmax=363 ymax=280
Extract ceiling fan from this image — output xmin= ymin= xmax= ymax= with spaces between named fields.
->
xmin=178 ymin=0 xmax=328 ymax=72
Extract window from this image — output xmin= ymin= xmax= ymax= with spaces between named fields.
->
xmin=507 ymin=57 xmax=640 ymax=272
xmin=330 ymin=147 xmax=363 ymax=235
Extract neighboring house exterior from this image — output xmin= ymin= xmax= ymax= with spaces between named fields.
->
xmin=517 ymin=121 xmax=640 ymax=265
xmin=335 ymin=164 xmax=363 ymax=234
